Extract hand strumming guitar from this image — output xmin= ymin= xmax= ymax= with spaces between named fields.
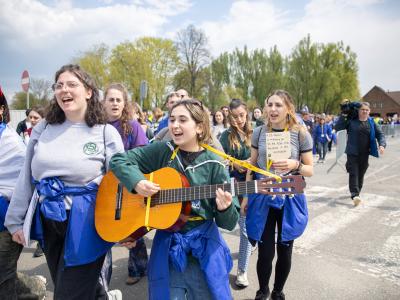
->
xmin=135 ymin=179 xmax=160 ymax=197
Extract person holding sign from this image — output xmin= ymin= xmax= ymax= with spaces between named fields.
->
xmin=219 ymin=99 xmax=253 ymax=288
xmin=246 ymin=90 xmax=313 ymax=300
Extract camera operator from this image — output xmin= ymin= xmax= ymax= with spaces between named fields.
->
xmin=335 ymin=101 xmax=386 ymax=206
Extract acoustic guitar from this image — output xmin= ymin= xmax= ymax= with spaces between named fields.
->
xmin=95 ymin=167 xmax=306 ymax=242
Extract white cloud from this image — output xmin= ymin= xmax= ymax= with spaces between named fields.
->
xmin=199 ymin=0 xmax=400 ymax=94
xmin=0 ymin=0 xmax=191 ymax=52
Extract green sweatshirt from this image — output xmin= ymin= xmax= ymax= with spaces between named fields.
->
xmin=110 ymin=141 xmax=239 ymax=232
xmin=219 ymin=128 xmax=251 ymax=160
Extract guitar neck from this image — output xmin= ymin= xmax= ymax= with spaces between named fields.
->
xmin=152 ymin=181 xmax=255 ymax=205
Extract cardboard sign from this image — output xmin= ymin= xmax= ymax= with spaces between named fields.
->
xmin=266 ymin=131 xmax=291 ymax=161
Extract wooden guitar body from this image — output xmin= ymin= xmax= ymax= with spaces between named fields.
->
xmin=95 ymin=167 xmax=191 ymax=242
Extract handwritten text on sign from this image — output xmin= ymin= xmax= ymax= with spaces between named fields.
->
xmin=266 ymin=131 xmax=291 ymax=161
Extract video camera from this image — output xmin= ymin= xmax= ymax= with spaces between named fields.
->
xmin=340 ymin=99 xmax=361 ymax=119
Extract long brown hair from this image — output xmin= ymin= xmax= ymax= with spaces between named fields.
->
xmin=46 ymin=64 xmax=106 ymax=127
xmin=104 ymin=83 xmax=132 ymax=137
xmin=264 ymin=90 xmax=302 ymax=132
xmin=170 ymin=99 xmax=212 ymax=145
xmin=228 ymin=99 xmax=252 ymax=150
xmin=131 ymin=102 xmax=146 ymax=125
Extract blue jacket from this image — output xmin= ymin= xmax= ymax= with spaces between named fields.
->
xmin=148 ymin=221 xmax=233 ymax=300
xmin=335 ymin=116 xmax=386 ymax=158
xmin=246 ymin=173 xmax=308 ymax=243
xmin=31 ymin=177 xmax=113 ymax=266
xmin=0 ymin=124 xmax=7 ymax=231
xmin=0 ymin=195 xmax=8 ymax=232
xmin=313 ymin=124 xmax=332 ymax=144
xmin=155 ymin=116 xmax=169 ymax=135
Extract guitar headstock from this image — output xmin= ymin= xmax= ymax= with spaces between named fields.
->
xmin=256 ymin=175 xmax=306 ymax=195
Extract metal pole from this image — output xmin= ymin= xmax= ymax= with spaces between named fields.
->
xmin=27 ymin=88 xmax=29 ymax=109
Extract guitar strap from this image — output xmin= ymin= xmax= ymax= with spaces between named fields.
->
xmin=200 ymin=143 xmax=282 ymax=182
xmin=144 ymin=172 xmax=154 ymax=231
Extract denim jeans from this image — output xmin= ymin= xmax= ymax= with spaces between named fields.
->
xmin=169 ymin=257 xmax=213 ymax=300
xmin=238 ymin=215 xmax=252 ymax=272
xmin=0 ymin=230 xmax=23 ymax=300
xmin=317 ymin=141 xmax=328 ymax=160
xmin=128 ymin=237 xmax=148 ymax=277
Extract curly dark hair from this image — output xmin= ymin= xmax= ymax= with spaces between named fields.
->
xmin=46 ymin=64 xmax=106 ymax=127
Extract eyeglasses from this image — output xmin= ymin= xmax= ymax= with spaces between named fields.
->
xmin=52 ymin=81 xmax=82 ymax=92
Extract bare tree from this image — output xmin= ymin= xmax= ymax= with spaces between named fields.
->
xmin=176 ymin=25 xmax=210 ymax=97
xmin=30 ymin=78 xmax=52 ymax=101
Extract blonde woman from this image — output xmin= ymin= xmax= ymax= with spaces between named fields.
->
xmin=246 ymin=90 xmax=313 ymax=300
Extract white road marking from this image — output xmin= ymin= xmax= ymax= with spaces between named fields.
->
xmin=295 ymin=193 xmax=387 ymax=252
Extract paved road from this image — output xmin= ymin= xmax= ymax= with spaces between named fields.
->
xmin=17 ymin=137 xmax=400 ymax=299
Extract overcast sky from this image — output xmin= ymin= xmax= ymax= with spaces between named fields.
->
xmin=1 ymin=0 xmax=399 ymax=101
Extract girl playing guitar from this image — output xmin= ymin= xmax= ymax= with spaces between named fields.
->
xmin=110 ymin=99 xmax=240 ymax=300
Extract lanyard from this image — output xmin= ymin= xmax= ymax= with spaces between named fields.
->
xmin=200 ymin=143 xmax=282 ymax=182
xmin=168 ymin=142 xmax=282 ymax=182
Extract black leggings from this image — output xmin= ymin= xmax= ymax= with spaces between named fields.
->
xmin=257 ymin=207 xmax=293 ymax=293
xmin=41 ymin=214 xmax=107 ymax=300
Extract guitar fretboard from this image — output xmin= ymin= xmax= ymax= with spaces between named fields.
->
xmin=151 ymin=181 xmax=258 ymax=205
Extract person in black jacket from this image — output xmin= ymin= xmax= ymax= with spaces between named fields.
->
xmin=335 ymin=102 xmax=386 ymax=206
xmin=15 ymin=109 xmax=32 ymax=137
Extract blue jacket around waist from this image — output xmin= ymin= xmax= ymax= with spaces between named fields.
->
xmin=31 ymin=177 xmax=113 ymax=266
xmin=148 ymin=221 xmax=233 ymax=300
xmin=0 ymin=195 xmax=9 ymax=232
xmin=246 ymin=173 xmax=308 ymax=243
xmin=0 ymin=124 xmax=8 ymax=232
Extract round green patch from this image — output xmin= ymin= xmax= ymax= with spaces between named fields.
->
xmin=83 ymin=142 xmax=99 ymax=155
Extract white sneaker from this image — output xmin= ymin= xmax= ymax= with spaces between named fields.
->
xmin=107 ymin=289 xmax=122 ymax=300
xmin=235 ymin=270 xmax=249 ymax=287
xmin=353 ymin=196 xmax=361 ymax=207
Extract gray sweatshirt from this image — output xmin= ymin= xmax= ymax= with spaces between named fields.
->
xmin=5 ymin=120 xmax=124 ymax=234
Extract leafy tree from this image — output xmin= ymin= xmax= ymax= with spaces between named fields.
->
xmin=74 ymin=44 xmax=110 ymax=91
xmin=11 ymin=92 xmax=48 ymax=109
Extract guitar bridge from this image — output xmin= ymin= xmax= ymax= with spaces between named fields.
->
xmin=115 ymin=183 xmax=123 ymax=220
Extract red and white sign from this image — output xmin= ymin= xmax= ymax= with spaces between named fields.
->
xmin=21 ymin=70 xmax=30 ymax=92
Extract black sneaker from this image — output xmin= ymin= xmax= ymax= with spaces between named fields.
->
xmin=33 ymin=243 xmax=44 ymax=258
xmin=271 ymin=290 xmax=285 ymax=300
xmin=255 ymin=288 xmax=270 ymax=300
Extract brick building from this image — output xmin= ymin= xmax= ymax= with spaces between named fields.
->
xmin=362 ymin=86 xmax=400 ymax=118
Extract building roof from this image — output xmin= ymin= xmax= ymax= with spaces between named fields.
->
xmin=364 ymin=85 xmax=400 ymax=106
xmin=387 ymin=91 xmax=400 ymax=106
